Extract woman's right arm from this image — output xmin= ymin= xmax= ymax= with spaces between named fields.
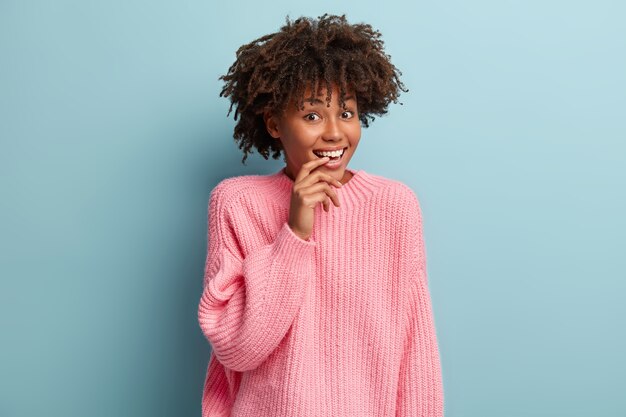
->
xmin=197 ymin=184 xmax=316 ymax=373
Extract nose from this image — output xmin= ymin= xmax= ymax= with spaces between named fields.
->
xmin=322 ymin=117 xmax=343 ymax=142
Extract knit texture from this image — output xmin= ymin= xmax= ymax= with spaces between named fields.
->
xmin=198 ymin=167 xmax=444 ymax=417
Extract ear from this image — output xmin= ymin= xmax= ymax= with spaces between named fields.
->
xmin=263 ymin=111 xmax=281 ymax=139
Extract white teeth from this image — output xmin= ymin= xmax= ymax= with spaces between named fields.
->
xmin=314 ymin=148 xmax=345 ymax=158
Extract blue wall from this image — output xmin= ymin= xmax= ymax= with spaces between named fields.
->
xmin=1 ymin=1 xmax=625 ymax=416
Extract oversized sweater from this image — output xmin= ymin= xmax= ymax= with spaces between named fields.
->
xmin=197 ymin=167 xmax=444 ymax=417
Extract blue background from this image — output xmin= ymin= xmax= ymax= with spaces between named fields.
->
xmin=1 ymin=1 xmax=625 ymax=416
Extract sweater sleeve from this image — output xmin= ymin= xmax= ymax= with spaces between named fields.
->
xmin=197 ymin=185 xmax=316 ymax=372
xmin=396 ymin=190 xmax=444 ymax=417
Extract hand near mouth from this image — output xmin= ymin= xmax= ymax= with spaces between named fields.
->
xmin=287 ymin=157 xmax=343 ymax=241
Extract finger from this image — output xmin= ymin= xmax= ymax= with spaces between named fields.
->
xmin=307 ymin=191 xmax=329 ymax=211
xmin=296 ymin=172 xmax=343 ymax=193
xmin=304 ymin=183 xmax=340 ymax=208
xmin=304 ymin=171 xmax=343 ymax=189
xmin=302 ymin=191 xmax=330 ymax=211
xmin=320 ymin=172 xmax=343 ymax=188
xmin=300 ymin=182 xmax=336 ymax=200
xmin=326 ymin=188 xmax=340 ymax=207
xmin=295 ymin=157 xmax=330 ymax=183
xmin=319 ymin=183 xmax=340 ymax=207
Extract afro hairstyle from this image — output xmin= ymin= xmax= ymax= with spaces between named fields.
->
xmin=219 ymin=13 xmax=408 ymax=164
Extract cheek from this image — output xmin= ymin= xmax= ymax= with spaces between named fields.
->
xmin=286 ymin=123 xmax=318 ymax=140
xmin=348 ymin=124 xmax=362 ymax=143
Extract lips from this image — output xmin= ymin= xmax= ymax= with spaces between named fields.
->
xmin=312 ymin=147 xmax=347 ymax=159
xmin=314 ymin=148 xmax=347 ymax=170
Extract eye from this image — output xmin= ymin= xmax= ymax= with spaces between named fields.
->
xmin=341 ymin=110 xmax=355 ymax=119
xmin=304 ymin=113 xmax=320 ymax=121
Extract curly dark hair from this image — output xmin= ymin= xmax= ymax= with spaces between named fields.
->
xmin=219 ymin=13 xmax=408 ymax=164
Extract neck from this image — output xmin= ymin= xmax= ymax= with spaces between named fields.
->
xmin=340 ymin=170 xmax=354 ymax=184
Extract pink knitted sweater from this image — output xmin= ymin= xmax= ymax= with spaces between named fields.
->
xmin=198 ymin=167 xmax=444 ymax=417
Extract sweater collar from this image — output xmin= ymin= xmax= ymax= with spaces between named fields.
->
xmin=269 ymin=166 xmax=379 ymax=207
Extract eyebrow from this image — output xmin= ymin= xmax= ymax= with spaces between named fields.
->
xmin=303 ymin=95 xmax=355 ymax=105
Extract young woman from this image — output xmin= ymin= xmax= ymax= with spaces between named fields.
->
xmin=198 ymin=13 xmax=444 ymax=417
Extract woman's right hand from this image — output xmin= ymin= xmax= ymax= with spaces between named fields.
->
xmin=288 ymin=157 xmax=344 ymax=241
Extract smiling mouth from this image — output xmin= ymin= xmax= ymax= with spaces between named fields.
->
xmin=312 ymin=147 xmax=347 ymax=161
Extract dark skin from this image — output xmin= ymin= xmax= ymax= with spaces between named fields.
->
xmin=219 ymin=14 xmax=407 ymax=165
xmin=288 ymin=157 xmax=342 ymax=241
xmin=264 ymin=84 xmax=361 ymax=241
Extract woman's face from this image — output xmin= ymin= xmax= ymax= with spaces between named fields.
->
xmin=264 ymin=84 xmax=361 ymax=184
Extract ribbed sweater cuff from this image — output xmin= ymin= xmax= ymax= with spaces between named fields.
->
xmin=255 ymin=221 xmax=316 ymax=282
xmin=281 ymin=221 xmax=317 ymax=246
xmin=241 ymin=221 xmax=316 ymax=316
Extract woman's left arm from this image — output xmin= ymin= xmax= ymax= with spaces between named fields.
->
xmin=396 ymin=187 xmax=444 ymax=417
